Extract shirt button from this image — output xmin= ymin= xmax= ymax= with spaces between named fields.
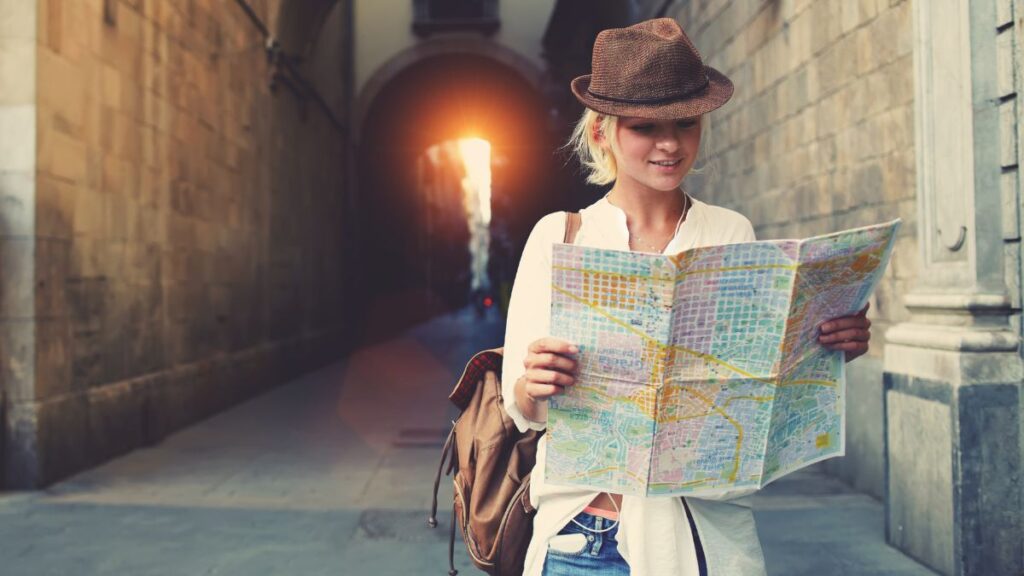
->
xmin=587 ymin=535 xmax=595 ymax=542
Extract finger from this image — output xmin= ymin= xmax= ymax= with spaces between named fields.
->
xmin=525 ymin=382 xmax=564 ymax=400
xmin=524 ymin=352 xmax=577 ymax=373
xmin=823 ymin=340 xmax=869 ymax=353
xmin=525 ymin=368 xmax=575 ymax=388
xmin=858 ymin=302 xmax=870 ymax=316
xmin=528 ymin=337 xmax=579 ymax=355
xmin=820 ymin=315 xmax=871 ymax=334
xmin=819 ymin=329 xmax=870 ymax=344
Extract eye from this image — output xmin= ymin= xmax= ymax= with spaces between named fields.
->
xmin=629 ymin=124 xmax=654 ymax=133
xmin=676 ymin=119 xmax=698 ymax=129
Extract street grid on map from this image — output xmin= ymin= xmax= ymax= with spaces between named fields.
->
xmin=546 ymin=220 xmax=900 ymax=496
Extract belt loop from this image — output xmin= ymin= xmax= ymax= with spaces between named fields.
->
xmin=591 ymin=517 xmax=605 ymax=555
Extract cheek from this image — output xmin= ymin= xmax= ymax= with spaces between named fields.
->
xmin=682 ymin=131 xmax=701 ymax=156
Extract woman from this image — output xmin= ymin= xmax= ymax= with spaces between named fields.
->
xmin=501 ymin=18 xmax=871 ymax=576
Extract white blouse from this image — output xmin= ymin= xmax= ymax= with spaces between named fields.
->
xmin=502 ymin=193 xmax=768 ymax=576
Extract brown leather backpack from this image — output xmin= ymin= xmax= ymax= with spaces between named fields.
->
xmin=427 ymin=213 xmax=581 ymax=576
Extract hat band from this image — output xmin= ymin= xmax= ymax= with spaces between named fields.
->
xmin=586 ymin=76 xmax=709 ymax=106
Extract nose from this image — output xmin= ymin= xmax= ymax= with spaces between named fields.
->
xmin=656 ymin=128 xmax=680 ymax=152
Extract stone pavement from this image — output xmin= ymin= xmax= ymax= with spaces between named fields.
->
xmin=0 ymin=309 xmax=935 ymax=576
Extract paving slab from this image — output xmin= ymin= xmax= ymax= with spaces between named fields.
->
xmin=0 ymin=309 xmax=934 ymax=575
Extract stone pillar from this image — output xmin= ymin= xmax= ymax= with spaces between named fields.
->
xmin=883 ymin=0 xmax=1023 ymax=574
xmin=0 ymin=0 xmax=39 ymax=487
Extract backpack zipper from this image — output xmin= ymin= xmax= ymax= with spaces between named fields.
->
xmin=453 ymin=478 xmax=496 ymax=568
xmin=492 ymin=479 xmax=532 ymax=570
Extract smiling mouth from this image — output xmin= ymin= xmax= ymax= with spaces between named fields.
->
xmin=650 ymin=159 xmax=682 ymax=167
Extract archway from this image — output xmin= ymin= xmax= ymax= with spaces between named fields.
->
xmin=355 ymin=51 xmax=573 ymax=340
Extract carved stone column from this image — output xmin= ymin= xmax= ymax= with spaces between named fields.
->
xmin=883 ymin=0 xmax=1023 ymax=574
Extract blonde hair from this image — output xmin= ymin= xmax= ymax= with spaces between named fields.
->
xmin=568 ymin=109 xmax=711 ymax=186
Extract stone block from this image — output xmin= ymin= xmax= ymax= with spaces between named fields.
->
xmin=880 ymin=145 xmax=913 ymax=203
xmin=821 ymin=357 xmax=884 ymax=498
xmin=33 ymin=317 xmax=70 ymax=400
xmin=0 ymin=37 xmax=37 ymax=106
xmin=39 ymin=129 xmax=87 ymax=184
xmin=1002 ymin=170 xmax=1020 ymax=241
xmin=996 ymin=0 xmax=1013 ymax=27
xmin=0 ymin=319 xmax=34 ymax=401
xmin=888 ymin=233 xmax=920 ymax=281
xmin=37 ymin=47 xmax=86 ymax=135
xmin=31 ymin=392 xmax=92 ymax=486
xmin=0 ymin=105 xmax=35 ymax=171
xmin=999 ymin=99 xmax=1018 ymax=169
xmin=809 ymin=0 xmax=842 ymax=56
xmin=955 ymin=384 xmax=1023 ymax=574
xmin=0 ymin=236 xmax=34 ymax=319
xmin=87 ymin=378 xmax=146 ymax=462
xmin=886 ymin=385 xmax=955 ymax=575
xmin=850 ymin=159 xmax=884 ymax=205
xmin=996 ymin=28 xmax=1015 ymax=99
xmin=0 ymin=170 xmax=35 ymax=237
xmin=71 ymin=185 xmax=102 ymax=237
xmin=34 ymin=173 xmax=74 ymax=240
xmin=34 ymin=236 xmax=69 ymax=318
xmin=0 ymin=0 xmax=38 ymax=40
xmin=1005 ymin=243 xmax=1021 ymax=309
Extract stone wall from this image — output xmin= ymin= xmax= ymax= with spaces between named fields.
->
xmin=672 ymin=0 xmax=916 ymax=498
xmin=0 ymin=0 xmax=352 ymax=488
xmin=0 ymin=0 xmax=40 ymax=489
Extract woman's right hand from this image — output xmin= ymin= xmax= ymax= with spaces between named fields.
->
xmin=516 ymin=337 xmax=579 ymax=412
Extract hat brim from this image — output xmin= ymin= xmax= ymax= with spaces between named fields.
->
xmin=570 ymin=66 xmax=734 ymax=119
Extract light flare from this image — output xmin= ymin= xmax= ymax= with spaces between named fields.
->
xmin=458 ymin=137 xmax=492 ymax=225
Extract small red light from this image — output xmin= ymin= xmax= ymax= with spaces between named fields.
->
xmin=483 ymin=296 xmax=494 ymax=308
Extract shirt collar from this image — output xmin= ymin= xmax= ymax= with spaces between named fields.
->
xmin=582 ymin=192 xmax=705 ymax=254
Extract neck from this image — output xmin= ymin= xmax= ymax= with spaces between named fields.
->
xmin=606 ymin=184 xmax=687 ymax=229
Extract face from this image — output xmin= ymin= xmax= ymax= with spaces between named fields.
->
xmin=601 ymin=116 xmax=702 ymax=193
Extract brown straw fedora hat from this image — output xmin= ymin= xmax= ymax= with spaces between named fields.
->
xmin=571 ymin=18 xmax=734 ymax=119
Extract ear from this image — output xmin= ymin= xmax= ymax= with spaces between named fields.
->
xmin=592 ymin=116 xmax=609 ymax=149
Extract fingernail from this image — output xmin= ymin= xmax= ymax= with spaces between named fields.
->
xmin=821 ymin=323 xmax=832 ymax=332
xmin=568 ymin=345 xmax=579 ymax=354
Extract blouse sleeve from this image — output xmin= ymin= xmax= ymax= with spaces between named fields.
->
xmin=501 ymin=213 xmax=565 ymax=433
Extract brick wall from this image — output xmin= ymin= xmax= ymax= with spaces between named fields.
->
xmin=672 ymin=0 xmax=917 ymax=497
xmin=0 ymin=0 xmax=352 ymax=487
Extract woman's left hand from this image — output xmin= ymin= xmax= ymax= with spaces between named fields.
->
xmin=818 ymin=303 xmax=871 ymax=363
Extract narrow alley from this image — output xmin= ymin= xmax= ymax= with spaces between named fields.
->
xmin=0 ymin=310 xmax=933 ymax=575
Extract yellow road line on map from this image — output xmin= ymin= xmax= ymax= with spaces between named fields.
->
xmin=778 ymin=379 xmax=836 ymax=387
xmin=554 ymin=284 xmax=834 ymax=389
xmin=650 ymin=477 xmax=713 ymax=489
xmin=678 ymin=386 xmax=743 ymax=482
xmin=565 ymin=466 xmax=646 ymax=485
xmin=724 ymin=395 xmax=774 ymax=407
xmin=554 ymin=284 xmax=738 ymax=374
xmin=552 ymin=265 xmax=841 ymax=487
xmin=552 ymin=263 xmax=798 ymax=284
xmin=672 ymin=263 xmax=797 ymax=279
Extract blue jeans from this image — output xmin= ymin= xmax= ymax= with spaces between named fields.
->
xmin=542 ymin=511 xmax=630 ymax=576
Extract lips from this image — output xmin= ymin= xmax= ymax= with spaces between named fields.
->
xmin=650 ymin=159 xmax=682 ymax=168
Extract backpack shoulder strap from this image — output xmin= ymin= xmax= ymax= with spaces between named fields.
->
xmin=448 ymin=348 xmax=503 ymax=410
xmin=563 ymin=211 xmax=581 ymax=244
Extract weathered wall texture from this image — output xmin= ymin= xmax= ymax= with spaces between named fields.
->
xmin=0 ymin=0 xmax=352 ymax=488
xmin=0 ymin=0 xmax=40 ymax=490
xmin=673 ymin=0 xmax=916 ymax=497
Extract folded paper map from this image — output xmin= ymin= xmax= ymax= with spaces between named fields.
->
xmin=547 ymin=219 xmax=901 ymax=496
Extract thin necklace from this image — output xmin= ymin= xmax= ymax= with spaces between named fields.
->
xmin=628 ymin=193 xmax=691 ymax=253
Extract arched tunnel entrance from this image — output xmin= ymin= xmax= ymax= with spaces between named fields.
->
xmin=355 ymin=53 xmax=573 ymax=341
